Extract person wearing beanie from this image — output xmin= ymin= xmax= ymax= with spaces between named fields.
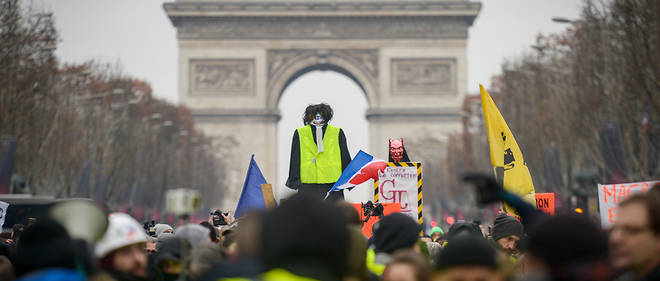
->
xmin=367 ymin=213 xmax=421 ymax=276
xmin=433 ymin=235 xmax=502 ymax=281
xmin=445 ymin=220 xmax=482 ymax=243
xmin=430 ymin=227 xmax=445 ymax=243
xmin=13 ymin=220 xmax=82 ymax=281
xmin=491 ymin=214 xmax=523 ymax=257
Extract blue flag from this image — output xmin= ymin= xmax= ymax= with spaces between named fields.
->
xmin=235 ymin=155 xmax=269 ymax=218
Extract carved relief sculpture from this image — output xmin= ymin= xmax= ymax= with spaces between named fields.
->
xmin=391 ymin=58 xmax=456 ymax=96
xmin=189 ymin=59 xmax=255 ymax=96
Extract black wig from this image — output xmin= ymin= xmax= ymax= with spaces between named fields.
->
xmin=303 ymin=103 xmax=333 ymax=125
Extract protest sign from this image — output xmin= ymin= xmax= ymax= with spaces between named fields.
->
xmin=351 ymin=202 xmax=401 ymax=238
xmin=535 ymin=193 xmax=555 ymax=215
xmin=261 ymin=184 xmax=276 ymax=209
xmin=374 ymin=162 xmax=422 ymax=225
xmin=597 ymin=181 xmax=658 ymax=228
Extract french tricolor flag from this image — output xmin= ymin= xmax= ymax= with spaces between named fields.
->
xmin=326 ymin=150 xmax=387 ymax=198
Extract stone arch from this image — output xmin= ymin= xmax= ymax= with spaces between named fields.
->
xmin=265 ymin=49 xmax=378 ymax=110
xmin=165 ymin=0 xmax=481 ymax=208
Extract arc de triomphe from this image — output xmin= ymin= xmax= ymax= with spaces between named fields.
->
xmin=165 ymin=0 xmax=481 ymax=209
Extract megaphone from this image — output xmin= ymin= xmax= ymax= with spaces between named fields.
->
xmin=49 ymin=199 xmax=108 ymax=244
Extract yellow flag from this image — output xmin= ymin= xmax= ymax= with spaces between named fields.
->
xmin=479 ymin=85 xmax=536 ymax=215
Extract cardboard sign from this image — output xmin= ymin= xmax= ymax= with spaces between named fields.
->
xmin=351 ymin=203 xmax=401 ymax=238
xmin=374 ymin=162 xmax=422 ymax=225
xmin=260 ymin=184 xmax=276 ymax=209
xmin=597 ymin=181 xmax=658 ymax=228
xmin=535 ymin=193 xmax=555 ymax=216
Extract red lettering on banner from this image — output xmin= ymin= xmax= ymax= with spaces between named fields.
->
xmin=608 ymin=207 xmax=618 ymax=224
xmin=380 ymin=179 xmax=409 ymax=210
xmin=618 ymin=185 xmax=627 ymax=202
xmin=392 ymin=190 xmax=409 ymax=209
xmin=603 ymin=185 xmax=616 ymax=204
xmin=642 ymin=182 xmax=649 ymax=193
xmin=380 ymin=179 xmax=396 ymax=201
xmin=626 ymin=184 xmax=638 ymax=196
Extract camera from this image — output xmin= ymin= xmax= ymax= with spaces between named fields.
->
xmin=143 ymin=220 xmax=156 ymax=236
xmin=210 ymin=210 xmax=229 ymax=226
xmin=361 ymin=201 xmax=384 ymax=222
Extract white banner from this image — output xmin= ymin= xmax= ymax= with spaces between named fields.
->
xmin=597 ymin=180 xmax=658 ymax=228
xmin=0 ymin=201 xmax=8 ymax=229
xmin=377 ymin=163 xmax=421 ymax=223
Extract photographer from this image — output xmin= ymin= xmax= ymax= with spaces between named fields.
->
xmin=208 ymin=210 xmax=235 ymax=228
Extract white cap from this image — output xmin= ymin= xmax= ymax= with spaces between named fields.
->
xmin=95 ymin=213 xmax=148 ymax=258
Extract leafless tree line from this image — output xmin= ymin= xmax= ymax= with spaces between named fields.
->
xmin=488 ymin=0 xmax=659 ymax=203
xmin=0 ymin=0 xmax=226 ymax=219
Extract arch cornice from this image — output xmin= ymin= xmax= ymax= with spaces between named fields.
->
xmin=265 ymin=49 xmax=378 ymax=110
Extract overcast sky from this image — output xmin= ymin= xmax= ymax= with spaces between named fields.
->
xmin=31 ymin=0 xmax=582 ymax=198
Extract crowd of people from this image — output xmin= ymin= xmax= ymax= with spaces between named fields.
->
xmin=0 ymin=180 xmax=658 ymax=281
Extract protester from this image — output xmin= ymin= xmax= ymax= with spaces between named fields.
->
xmin=609 ymin=187 xmax=660 ymax=281
xmin=151 ymin=236 xmax=190 ymax=281
xmin=382 ymin=250 xmax=431 ymax=281
xmin=10 ymin=224 xmax=24 ymax=245
xmin=524 ymin=214 xmax=611 ymax=281
xmin=156 ymin=233 xmax=174 ymax=252
xmin=13 ymin=220 xmax=79 ymax=280
xmin=95 ymin=213 xmax=151 ymax=281
xmin=445 ymin=220 xmax=482 ymax=243
xmin=145 ymin=237 xmax=157 ymax=256
xmin=491 ymin=214 xmax=523 ymax=257
xmin=433 ymin=235 xmax=502 ymax=281
xmin=425 ymin=241 xmax=442 ymax=265
xmin=336 ymin=200 xmax=370 ymax=281
xmin=188 ymin=244 xmax=223 ymax=280
xmin=199 ymin=221 xmax=218 ymax=244
xmin=0 ymin=255 xmax=13 ymax=281
xmin=368 ymin=213 xmax=421 ymax=276
xmin=260 ymin=193 xmax=348 ymax=281
xmin=420 ymin=235 xmax=432 ymax=243
xmin=175 ymin=224 xmax=210 ymax=248
xmin=154 ymin=224 xmax=174 ymax=238
xmin=430 ymin=227 xmax=444 ymax=244
xmin=196 ymin=211 xmax=266 ymax=281
xmin=221 ymin=232 xmax=238 ymax=260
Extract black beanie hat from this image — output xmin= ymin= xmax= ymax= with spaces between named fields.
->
xmin=435 ymin=235 xmax=497 ymax=271
xmin=491 ymin=214 xmax=523 ymax=241
xmin=446 ymin=220 xmax=482 ymax=242
xmin=14 ymin=219 xmax=77 ymax=276
xmin=373 ymin=213 xmax=421 ymax=254
xmin=524 ymin=214 xmax=607 ymax=269
xmin=260 ymin=193 xmax=348 ymax=278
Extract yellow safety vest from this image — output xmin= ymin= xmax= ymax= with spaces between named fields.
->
xmin=365 ymin=248 xmax=386 ymax=276
xmin=298 ymin=125 xmax=342 ymax=184
xmin=261 ymin=268 xmax=319 ymax=281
